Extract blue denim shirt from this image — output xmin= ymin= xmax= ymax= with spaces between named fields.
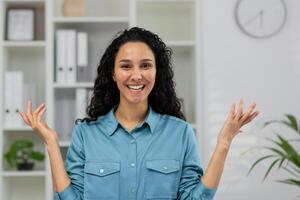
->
xmin=54 ymin=107 xmax=216 ymax=200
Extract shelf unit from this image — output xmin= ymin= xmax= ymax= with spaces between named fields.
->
xmin=0 ymin=0 xmax=199 ymax=199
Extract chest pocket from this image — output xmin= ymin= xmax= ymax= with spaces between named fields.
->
xmin=84 ymin=162 xmax=120 ymax=199
xmin=145 ymin=159 xmax=180 ymax=199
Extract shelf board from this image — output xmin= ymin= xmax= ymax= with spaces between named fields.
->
xmin=166 ymin=40 xmax=195 ymax=47
xmin=3 ymin=126 xmax=32 ymax=131
xmin=3 ymin=0 xmax=45 ymax=2
xmin=2 ymin=41 xmax=46 ymax=48
xmin=2 ymin=170 xmax=46 ymax=177
xmin=53 ymin=82 xmax=94 ymax=89
xmin=137 ymin=0 xmax=194 ymax=2
xmin=53 ymin=17 xmax=129 ymax=24
xmin=3 ymin=0 xmax=45 ymax=5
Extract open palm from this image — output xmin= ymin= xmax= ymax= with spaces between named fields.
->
xmin=217 ymin=99 xmax=260 ymax=147
xmin=19 ymin=101 xmax=58 ymax=145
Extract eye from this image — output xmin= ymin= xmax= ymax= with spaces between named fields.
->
xmin=141 ymin=62 xmax=151 ymax=69
xmin=120 ymin=64 xmax=131 ymax=70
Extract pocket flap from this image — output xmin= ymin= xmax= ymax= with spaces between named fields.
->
xmin=146 ymin=159 xmax=180 ymax=174
xmin=84 ymin=162 xmax=120 ymax=177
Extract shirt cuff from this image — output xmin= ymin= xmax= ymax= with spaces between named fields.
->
xmin=198 ymin=179 xmax=217 ymax=199
xmin=55 ymin=184 xmax=78 ymax=200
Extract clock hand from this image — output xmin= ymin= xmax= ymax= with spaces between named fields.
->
xmin=243 ymin=10 xmax=263 ymax=27
xmin=259 ymin=10 xmax=264 ymax=30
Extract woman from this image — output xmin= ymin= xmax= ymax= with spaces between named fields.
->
xmin=20 ymin=27 xmax=259 ymax=200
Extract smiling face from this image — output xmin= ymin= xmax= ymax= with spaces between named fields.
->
xmin=113 ymin=42 xmax=156 ymax=106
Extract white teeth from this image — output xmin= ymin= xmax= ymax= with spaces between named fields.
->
xmin=128 ymin=85 xmax=144 ymax=90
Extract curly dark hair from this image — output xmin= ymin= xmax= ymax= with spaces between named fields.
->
xmin=79 ymin=27 xmax=185 ymax=123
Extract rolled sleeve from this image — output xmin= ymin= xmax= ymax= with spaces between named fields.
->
xmin=54 ymin=124 xmax=85 ymax=200
xmin=54 ymin=184 xmax=80 ymax=200
xmin=178 ymin=124 xmax=217 ymax=200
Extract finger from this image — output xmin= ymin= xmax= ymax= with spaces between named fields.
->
xmin=241 ymin=102 xmax=256 ymax=122
xmin=19 ymin=112 xmax=31 ymax=125
xmin=27 ymin=100 xmax=33 ymax=115
xmin=228 ymin=103 xmax=236 ymax=120
xmin=235 ymin=98 xmax=244 ymax=120
xmin=242 ymin=111 xmax=260 ymax=125
xmin=32 ymin=103 xmax=45 ymax=124
xmin=33 ymin=103 xmax=45 ymax=115
xmin=37 ymin=106 xmax=46 ymax=122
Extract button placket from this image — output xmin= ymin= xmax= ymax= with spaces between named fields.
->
xmin=128 ymin=136 xmax=137 ymax=199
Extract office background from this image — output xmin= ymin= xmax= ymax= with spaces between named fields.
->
xmin=0 ymin=0 xmax=299 ymax=199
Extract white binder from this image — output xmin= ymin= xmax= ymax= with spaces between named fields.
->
xmin=77 ymin=32 xmax=89 ymax=82
xmin=77 ymin=32 xmax=88 ymax=67
xmin=4 ymin=72 xmax=14 ymax=127
xmin=13 ymin=71 xmax=24 ymax=127
xmin=66 ymin=30 xmax=77 ymax=83
xmin=4 ymin=71 xmax=24 ymax=127
xmin=55 ymin=30 xmax=66 ymax=83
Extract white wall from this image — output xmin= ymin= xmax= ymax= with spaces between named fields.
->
xmin=200 ymin=0 xmax=300 ymax=199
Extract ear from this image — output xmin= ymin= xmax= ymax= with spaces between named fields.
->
xmin=112 ymin=73 xmax=116 ymax=81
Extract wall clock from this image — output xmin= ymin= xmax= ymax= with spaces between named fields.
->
xmin=234 ymin=0 xmax=287 ymax=39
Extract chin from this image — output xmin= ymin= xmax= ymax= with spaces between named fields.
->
xmin=127 ymin=97 xmax=147 ymax=105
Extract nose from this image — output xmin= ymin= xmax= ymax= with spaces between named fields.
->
xmin=131 ymin=67 xmax=142 ymax=82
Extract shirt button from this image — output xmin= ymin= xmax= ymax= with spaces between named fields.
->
xmin=131 ymin=140 xmax=136 ymax=144
xmin=99 ymin=169 xmax=104 ymax=173
xmin=130 ymin=163 xmax=136 ymax=167
xmin=163 ymin=166 xmax=168 ymax=170
xmin=130 ymin=188 xmax=135 ymax=193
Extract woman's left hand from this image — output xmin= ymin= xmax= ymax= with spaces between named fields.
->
xmin=217 ymin=99 xmax=260 ymax=149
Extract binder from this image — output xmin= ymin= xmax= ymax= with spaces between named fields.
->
xmin=55 ymin=30 xmax=66 ymax=83
xmin=4 ymin=72 xmax=14 ymax=127
xmin=66 ymin=30 xmax=77 ymax=83
xmin=4 ymin=71 xmax=24 ymax=127
xmin=77 ymin=32 xmax=89 ymax=82
xmin=13 ymin=71 xmax=24 ymax=127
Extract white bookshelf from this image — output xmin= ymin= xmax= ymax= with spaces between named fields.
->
xmin=3 ymin=170 xmax=46 ymax=177
xmin=2 ymin=41 xmax=46 ymax=47
xmin=3 ymin=126 xmax=32 ymax=131
xmin=53 ymin=16 xmax=129 ymax=23
xmin=53 ymin=82 xmax=93 ymax=89
xmin=0 ymin=0 xmax=199 ymax=199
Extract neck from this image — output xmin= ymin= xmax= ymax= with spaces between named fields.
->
xmin=115 ymin=100 xmax=149 ymax=124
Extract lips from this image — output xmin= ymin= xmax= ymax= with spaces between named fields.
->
xmin=127 ymin=85 xmax=145 ymax=90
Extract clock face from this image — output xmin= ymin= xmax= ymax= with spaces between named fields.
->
xmin=235 ymin=0 xmax=287 ymax=39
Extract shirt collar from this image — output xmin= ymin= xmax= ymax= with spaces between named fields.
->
xmin=103 ymin=106 xmax=119 ymax=136
xmin=102 ymin=106 xmax=160 ymax=136
xmin=144 ymin=106 xmax=160 ymax=134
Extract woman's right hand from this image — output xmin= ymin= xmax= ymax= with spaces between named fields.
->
xmin=19 ymin=101 xmax=58 ymax=145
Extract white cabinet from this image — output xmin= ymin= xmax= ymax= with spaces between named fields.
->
xmin=0 ymin=0 xmax=199 ymax=199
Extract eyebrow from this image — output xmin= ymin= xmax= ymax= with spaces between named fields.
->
xmin=118 ymin=59 xmax=153 ymax=63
